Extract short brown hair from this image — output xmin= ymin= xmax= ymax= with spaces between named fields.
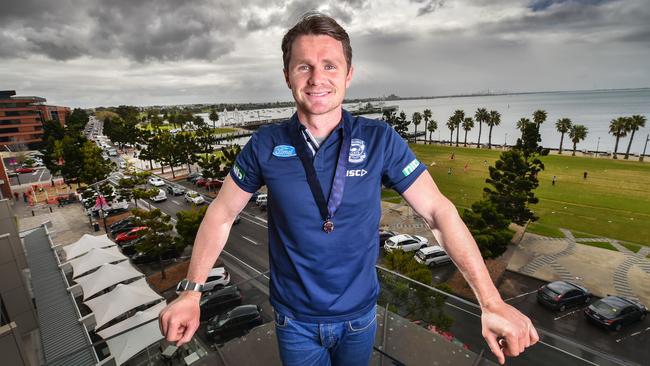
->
xmin=281 ymin=12 xmax=352 ymax=71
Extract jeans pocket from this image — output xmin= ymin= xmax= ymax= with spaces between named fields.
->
xmin=347 ymin=307 xmax=377 ymax=332
xmin=274 ymin=311 xmax=290 ymax=328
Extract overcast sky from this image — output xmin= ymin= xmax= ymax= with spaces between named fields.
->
xmin=1 ymin=0 xmax=648 ymax=108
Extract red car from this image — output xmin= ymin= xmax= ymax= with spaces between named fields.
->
xmin=115 ymin=226 xmax=147 ymax=243
xmin=195 ymin=178 xmax=208 ymax=187
xmin=205 ymin=179 xmax=224 ymax=190
xmin=15 ymin=167 xmax=34 ymax=173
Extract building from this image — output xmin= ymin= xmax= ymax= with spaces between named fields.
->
xmin=0 ymin=90 xmax=70 ymax=151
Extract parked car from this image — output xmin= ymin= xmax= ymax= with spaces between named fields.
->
xmin=203 ymin=267 xmax=231 ymax=292
xmin=205 ymin=179 xmax=224 ymax=190
xmin=250 ymin=191 xmax=263 ymax=202
xmin=414 ymin=246 xmax=452 ymax=267
xmin=186 ymin=172 xmax=202 ymax=181
xmin=195 ymin=177 xmax=208 ymax=187
xmin=115 ymin=226 xmax=147 ymax=243
xmin=118 ymin=161 xmax=127 ymax=169
xmin=383 ymin=234 xmax=429 ymax=252
xmin=148 ymin=177 xmax=165 ymax=187
xmin=166 ymin=185 xmax=186 ymax=196
xmin=130 ymin=247 xmax=180 ymax=264
xmin=119 ymin=237 xmax=143 ymax=256
xmin=15 ymin=167 xmax=34 ymax=173
xmin=199 ymin=285 xmax=243 ymax=321
xmin=111 ymin=222 xmax=139 ymax=237
xmin=109 ymin=217 xmax=135 ymax=230
xmin=151 ymin=189 xmax=167 ymax=202
xmin=584 ymin=296 xmax=647 ymax=331
xmin=190 ymin=174 xmax=204 ymax=184
xmin=379 ymin=229 xmax=399 ymax=247
xmin=185 ymin=190 xmax=205 ymax=205
xmin=205 ymin=304 xmax=263 ymax=342
xmin=537 ymin=281 xmax=591 ymax=312
xmin=255 ymin=194 xmax=267 ymax=206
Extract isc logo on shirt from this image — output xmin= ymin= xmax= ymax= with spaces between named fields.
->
xmin=346 ymin=169 xmax=367 ymax=177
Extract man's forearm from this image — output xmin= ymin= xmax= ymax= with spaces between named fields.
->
xmin=429 ymin=200 xmax=502 ymax=308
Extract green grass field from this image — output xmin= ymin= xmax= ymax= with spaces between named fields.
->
xmin=401 ymin=143 xmax=650 ymax=246
xmin=577 ymin=241 xmax=619 ymax=251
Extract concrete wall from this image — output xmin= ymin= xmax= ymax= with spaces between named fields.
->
xmin=0 ymin=322 xmax=30 ymax=366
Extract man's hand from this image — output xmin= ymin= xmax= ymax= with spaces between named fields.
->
xmin=481 ymin=299 xmax=539 ymax=364
xmin=159 ymin=291 xmax=202 ymax=346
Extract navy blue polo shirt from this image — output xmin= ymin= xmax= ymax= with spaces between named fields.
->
xmin=230 ymin=109 xmax=426 ymax=322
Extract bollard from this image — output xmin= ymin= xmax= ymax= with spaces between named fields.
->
xmin=49 ymin=207 xmax=53 ymax=213
xmin=31 ymin=210 xmax=35 ymax=216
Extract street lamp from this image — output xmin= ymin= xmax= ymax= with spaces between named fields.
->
xmin=596 ymin=137 xmax=600 ymax=157
xmin=641 ymin=134 xmax=649 ymax=162
xmin=504 ymin=133 xmax=508 ymax=147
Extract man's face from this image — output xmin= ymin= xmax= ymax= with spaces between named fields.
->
xmin=284 ymin=35 xmax=353 ymax=120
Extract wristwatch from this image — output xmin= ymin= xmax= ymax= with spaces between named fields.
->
xmin=176 ymin=278 xmax=204 ymax=294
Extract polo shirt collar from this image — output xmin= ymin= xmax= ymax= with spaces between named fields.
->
xmin=290 ymin=109 xmax=352 ymax=139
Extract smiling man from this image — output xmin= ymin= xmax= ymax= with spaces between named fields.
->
xmin=159 ymin=12 xmax=538 ymax=365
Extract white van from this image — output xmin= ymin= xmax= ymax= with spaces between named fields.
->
xmin=151 ymin=189 xmax=167 ymax=202
xmin=414 ymin=246 xmax=452 ymax=267
xmin=255 ymin=193 xmax=267 ymax=206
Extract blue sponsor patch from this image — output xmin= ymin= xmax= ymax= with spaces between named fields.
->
xmin=272 ymin=145 xmax=297 ymax=157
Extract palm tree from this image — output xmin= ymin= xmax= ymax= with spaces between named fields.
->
xmin=412 ymin=112 xmax=422 ymax=143
xmin=452 ymin=110 xmax=464 ymax=147
xmin=569 ymin=125 xmax=588 ymax=156
xmin=624 ymin=115 xmax=647 ymax=159
xmin=533 ymin=109 xmax=548 ymax=128
xmin=486 ymin=110 xmax=501 ymax=149
xmin=423 ymin=109 xmax=432 ymax=142
xmin=609 ymin=117 xmax=629 ymax=159
xmin=427 ymin=119 xmax=438 ymax=144
xmin=474 ymin=108 xmax=489 ymax=148
xmin=555 ymin=118 xmax=572 ymax=154
xmin=209 ymin=108 xmax=219 ymax=129
xmin=446 ymin=116 xmax=455 ymax=146
xmin=462 ymin=117 xmax=474 ymax=147
xmin=516 ymin=118 xmax=531 ymax=137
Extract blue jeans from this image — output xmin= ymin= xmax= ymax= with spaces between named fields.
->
xmin=274 ymin=306 xmax=377 ymax=366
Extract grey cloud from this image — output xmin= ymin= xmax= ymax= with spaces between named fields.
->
xmin=410 ymin=0 xmax=446 ymax=16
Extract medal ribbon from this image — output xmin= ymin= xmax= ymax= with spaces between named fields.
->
xmin=289 ymin=115 xmax=352 ymax=230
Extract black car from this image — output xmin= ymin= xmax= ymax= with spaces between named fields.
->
xmin=584 ymin=296 xmax=647 ymax=331
xmin=118 ymin=237 xmax=145 ymax=256
xmin=109 ymin=217 xmax=134 ymax=230
xmin=537 ymin=281 xmax=590 ymax=311
xmin=199 ymin=285 xmax=243 ymax=321
xmin=379 ymin=229 xmax=399 ymax=247
xmin=130 ymin=248 xmax=180 ymax=264
xmin=111 ymin=223 xmax=139 ymax=237
xmin=186 ymin=172 xmax=202 ymax=181
xmin=206 ymin=304 xmax=263 ymax=342
xmin=167 ymin=185 xmax=186 ymax=196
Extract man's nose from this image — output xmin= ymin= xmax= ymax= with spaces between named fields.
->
xmin=308 ymin=67 xmax=326 ymax=85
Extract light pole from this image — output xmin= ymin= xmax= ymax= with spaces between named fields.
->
xmin=504 ymin=133 xmax=508 ymax=147
xmin=596 ymin=137 xmax=600 ymax=158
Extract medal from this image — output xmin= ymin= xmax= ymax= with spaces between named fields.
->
xmin=323 ymin=219 xmax=334 ymax=233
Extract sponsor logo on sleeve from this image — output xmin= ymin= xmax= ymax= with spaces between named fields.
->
xmin=349 ymin=139 xmax=367 ymax=163
xmin=401 ymin=159 xmax=420 ymax=177
xmin=272 ymin=145 xmax=297 ymax=157
xmin=232 ymin=163 xmax=246 ymax=181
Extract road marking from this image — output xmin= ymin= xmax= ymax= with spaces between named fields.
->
xmin=221 ymin=250 xmax=270 ymax=281
xmin=255 ymin=216 xmax=268 ymax=223
xmin=553 ymin=307 xmax=587 ymax=321
xmin=616 ymin=326 xmax=650 ymax=343
xmin=239 ymin=212 xmax=268 ymax=229
xmin=241 ymin=235 xmax=260 ymax=246
xmin=38 ymin=169 xmax=46 ymax=181
xmin=503 ymin=290 xmax=537 ymax=302
xmin=171 ymin=200 xmax=181 ymax=206
xmin=31 ymin=170 xmax=38 ymax=176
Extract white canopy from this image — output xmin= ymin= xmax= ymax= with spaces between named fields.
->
xmin=63 ymin=234 xmax=116 ymax=260
xmin=84 ymin=278 xmax=163 ymax=329
xmin=74 ymin=261 xmax=143 ymax=300
xmin=68 ymin=246 xmax=127 ymax=278
xmin=97 ymin=302 xmax=166 ymax=365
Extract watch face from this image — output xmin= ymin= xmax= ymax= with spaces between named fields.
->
xmin=176 ymin=279 xmax=188 ymax=293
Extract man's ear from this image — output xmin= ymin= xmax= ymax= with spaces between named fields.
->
xmin=345 ymin=65 xmax=354 ymax=88
xmin=283 ymin=69 xmax=291 ymax=89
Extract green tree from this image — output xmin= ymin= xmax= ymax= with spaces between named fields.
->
xmin=422 ymin=109 xmax=433 ymax=143
xmin=446 ymin=116 xmax=455 ymax=146
xmin=427 ymin=118 xmax=438 ymax=144
xmin=533 ymin=109 xmax=547 ymax=128
xmin=461 ymin=117 xmax=474 ymax=147
xmin=66 ymin=108 xmax=89 ymax=133
xmin=79 ymin=141 xmax=113 ymax=185
xmin=569 ymin=125 xmax=588 ymax=156
xmin=516 ymin=117 xmax=531 ymax=139
xmin=624 ymin=115 xmax=646 ymax=159
xmin=609 ymin=117 xmax=629 ymax=159
xmin=394 ymin=111 xmax=410 ymax=138
xmin=555 ymin=118 xmax=572 ymax=154
xmin=474 ymin=108 xmax=489 ymax=148
xmin=175 ymin=205 xmax=209 ymax=248
xmin=412 ymin=112 xmax=422 ymax=143
xmin=209 ymin=108 xmax=220 ymax=129
xmin=486 ymin=110 xmax=501 ymax=149
xmin=452 ymin=110 xmax=464 ymax=147
xmin=461 ymin=200 xmax=513 ymax=259
xmin=382 ymin=109 xmax=397 ymax=128
xmin=132 ymin=209 xmax=177 ymax=279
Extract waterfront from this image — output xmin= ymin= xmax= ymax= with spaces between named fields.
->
xmin=204 ymin=89 xmax=650 ymax=155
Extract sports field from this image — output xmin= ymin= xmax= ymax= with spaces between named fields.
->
xmin=384 ymin=143 xmax=650 ymax=246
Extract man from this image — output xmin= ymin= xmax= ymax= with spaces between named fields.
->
xmin=159 ymin=13 xmax=538 ymax=365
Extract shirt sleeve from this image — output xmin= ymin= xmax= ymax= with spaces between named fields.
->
xmin=381 ymin=126 xmax=426 ymax=194
xmin=229 ymin=132 xmax=264 ymax=193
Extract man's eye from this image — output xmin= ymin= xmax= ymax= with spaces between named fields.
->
xmin=298 ymin=65 xmax=310 ymax=71
xmin=325 ymin=65 xmax=336 ymax=70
